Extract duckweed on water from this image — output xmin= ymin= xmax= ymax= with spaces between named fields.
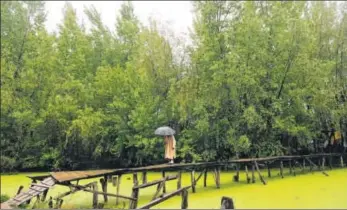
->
xmin=1 ymin=168 xmax=346 ymax=209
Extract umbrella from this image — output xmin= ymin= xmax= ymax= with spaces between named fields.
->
xmin=154 ymin=126 xmax=176 ymax=136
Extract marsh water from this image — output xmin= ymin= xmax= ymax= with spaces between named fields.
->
xmin=1 ymin=168 xmax=346 ymax=209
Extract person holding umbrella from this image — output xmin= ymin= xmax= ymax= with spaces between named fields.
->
xmin=155 ymin=126 xmax=176 ymax=164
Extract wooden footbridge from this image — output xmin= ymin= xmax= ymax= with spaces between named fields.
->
xmin=1 ymin=153 xmax=346 ymax=209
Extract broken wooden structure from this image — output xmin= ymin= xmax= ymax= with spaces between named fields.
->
xmin=1 ymin=153 xmax=345 ymax=209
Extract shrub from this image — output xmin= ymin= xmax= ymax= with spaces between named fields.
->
xmin=0 ymin=194 xmax=10 ymax=203
xmin=0 ymin=156 xmax=16 ymax=173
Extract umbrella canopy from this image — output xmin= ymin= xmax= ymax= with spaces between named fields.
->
xmin=154 ymin=126 xmax=176 ymax=136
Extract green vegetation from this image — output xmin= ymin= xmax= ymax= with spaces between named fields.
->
xmin=0 ymin=194 xmax=10 ymax=203
xmin=1 ymin=1 xmax=346 ymax=171
xmin=1 ymin=169 xmax=347 ymax=208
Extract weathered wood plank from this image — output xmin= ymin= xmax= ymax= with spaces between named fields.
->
xmin=31 ymin=183 xmax=50 ymax=188
xmin=305 ymin=157 xmax=329 ymax=176
xmin=138 ymin=186 xmax=191 ymax=209
xmin=152 ymin=182 xmax=164 ymax=201
xmin=195 ymin=169 xmax=205 ymax=184
xmin=54 ymin=182 xmax=93 ymax=200
xmin=81 ymin=189 xmax=136 ymax=201
xmin=58 ymin=182 xmax=135 ymax=201
xmin=254 ymin=161 xmax=266 ymax=185
xmin=134 ymin=175 xmax=177 ymax=189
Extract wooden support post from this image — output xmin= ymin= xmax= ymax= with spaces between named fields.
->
xmin=97 ymin=203 xmax=105 ymax=209
xmin=254 ymin=161 xmax=266 ymax=185
xmin=177 ymin=171 xmax=182 ymax=190
xmin=58 ymin=199 xmax=64 ymax=209
xmin=307 ymin=159 xmax=319 ymax=173
xmin=16 ymin=185 xmax=24 ymax=196
xmin=280 ymin=161 xmax=284 ymax=178
xmin=92 ymin=182 xmax=98 ymax=209
xmin=245 ymin=165 xmax=250 ymax=183
xmin=130 ymin=173 xmax=139 ymax=209
xmin=36 ymin=193 xmax=40 ymax=204
xmin=162 ymin=171 xmax=166 ymax=194
xmin=215 ymin=167 xmax=221 ymax=188
xmin=322 ymin=157 xmax=326 ymax=170
xmin=54 ymin=198 xmax=63 ymax=209
xmin=41 ymin=189 xmax=49 ymax=202
xmin=267 ymin=163 xmax=271 ymax=178
xmin=112 ymin=176 xmax=117 ymax=187
xmin=203 ymin=169 xmax=208 ymax=187
xmin=221 ymin=196 xmax=235 ymax=209
xmin=116 ymin=174 xmax=122 ymax=205
xmin=251 ymin=164 xmax=255 ymax=183
xmin=107 ymin=175 xmax=112 ymax=183
xmin=190 ymin=170 xmax=196 ymax=193
xmin=48 ymin=197 xmax=53 ymax=209
xmin=54 ymin=199 xmax=59 ymax=209
xmin=181 ymin=188 xmax=188 ymax=209
xmin=289 ymin=160 xmax=292 ymax=174
xmin=328 ymin=155 xmax=333 ymax=170
xmin=142 ymin=172 xmax=147 ymax=184
xmin=292 ymin=162 xmax=296 ymax=176
xmin=341 ymin=155 xmax=344 ymax=167
xmin=100 ymin=177 xmax=108 ymax=202
xmin=133 ymin=173 xmax=139 ymax=185
xmin=303 ymin=159 xmax=306 ymax=172
xmin=234 ymin=164 xmax=240 ymax=182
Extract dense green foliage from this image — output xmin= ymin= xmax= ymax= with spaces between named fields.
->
xmin=1 ymin=1 xmax=346 ymax=171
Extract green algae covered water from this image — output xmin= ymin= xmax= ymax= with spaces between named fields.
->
xmin=1 ymin=168 xmax=346 ymax=209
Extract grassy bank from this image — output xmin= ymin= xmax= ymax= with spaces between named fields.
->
xmin=1 ymin=168 xmax=346 ymax=209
